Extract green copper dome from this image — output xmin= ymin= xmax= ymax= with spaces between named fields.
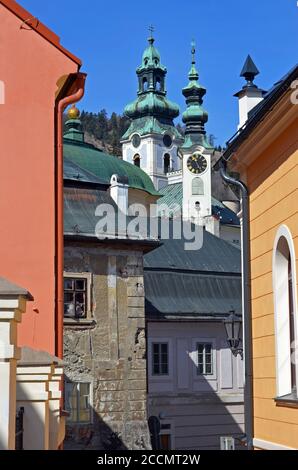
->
xmin=181 ymin=41 xmax=212 ymax=149
xmin=124 ymin=92 xmax=179 ymax=120
xmin=121 ymin=34 xmax=182 ymax=141
xmin=63 ymin=115 xmax=159 ymax=196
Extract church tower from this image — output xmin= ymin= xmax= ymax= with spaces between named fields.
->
xmin=121 ymin=30 xmax=183 ymax=190
xmin=180 ymin=42 xmax=214 ymax=224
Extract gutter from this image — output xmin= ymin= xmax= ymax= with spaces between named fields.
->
xmin=55 ymin=72 xmax=87 ymax=359
xmin=220 ymin=159 xmax=253 ymax=450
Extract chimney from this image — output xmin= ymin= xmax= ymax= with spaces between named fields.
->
xmin=110 ymin=174 xmax=129 ymax=215
xmin=234 ymin=55 xmax=265 ymax=129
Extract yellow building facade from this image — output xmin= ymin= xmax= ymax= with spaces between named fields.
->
xmin=225 ymin=65 xmax=298 ymax=450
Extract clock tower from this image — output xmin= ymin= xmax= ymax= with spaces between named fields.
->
xmin=180 ymin=42 xmax=213 ymax=223
xmin=121 ymin=30 xmax=183 ymax=190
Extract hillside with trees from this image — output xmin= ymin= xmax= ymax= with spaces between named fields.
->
xmin=69 ymin=110 xmax=222 ymax=155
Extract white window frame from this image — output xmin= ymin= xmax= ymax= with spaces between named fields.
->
xmin=196 ymin=342 xmax=213 ymax=375
xmin=273 ymin=225 xmax=298 ymax=398
xmin=63 ymin=272 xmax=93 ymax=323
xmin=65 ymin=380 xmax=93 ymax=424
xmin=148 ymin=338 xmax=173 ymax=381
xmin=191 ymin=338 xmax=217 ymax=381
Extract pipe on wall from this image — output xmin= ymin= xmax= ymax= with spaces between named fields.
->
xmin=55 ymin=72 xmax=87 ymax=359
xmin=220 ymin=159 xmax=253 ymax=450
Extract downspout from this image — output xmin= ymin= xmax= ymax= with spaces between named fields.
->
xmin=55 ymin=72 xmax=87 ymax=359
xmin=220 ymin=159 xmax=253 ymax=450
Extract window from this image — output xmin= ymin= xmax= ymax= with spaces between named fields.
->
xmin=152 ymin=343 xmax=168 ymax=375
xmin=133 ymin=154 xmax=140 ymax=167
xmin=197 ymin=343 xmax=213 ymax=375
xmin=163 ymin=153 xmax=170 ymax=174
xmin=192 ymin=177 xmax=204 ymax=195
xmin=143 ymin=77 xmax=148 ymax=91
xmin=65 ymin=381 xmax=92 ymax=423
xmin=273 ymin=225 xmax=298 ymax=398
xmin=155 ymin=77 xmax=161 ymax=91
xmin=64 ymin=272 xmax=92 ymax=321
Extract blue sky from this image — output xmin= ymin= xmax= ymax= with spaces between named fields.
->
xmin=22 ymin=0 xmax=298 ymax=145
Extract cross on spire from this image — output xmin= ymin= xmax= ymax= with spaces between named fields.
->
xmin=149 ymin=25 xmax=154 ymax=37
xmin=191 ymin=39 xmax=196 ymax=64
xmin=148 ymin=25 xmax=155 ymax=44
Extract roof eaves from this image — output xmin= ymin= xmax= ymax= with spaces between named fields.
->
xmin=1 ymin=0 xmax=81 ymax=66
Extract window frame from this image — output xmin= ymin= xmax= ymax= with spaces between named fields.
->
xmin=273 ymin=225 xmax=298 ymax=399
xmin=191 ymin=338 xmax=217 ymax=381
xmin=192 ymin=177 xmax=204 ymax=196
xmin=65 ymin=380 xmax=93 ymax=424
xmin=152 ymin=342 xmax=169 ymax=376
xmin=63 ymin=272 xmax=93 ymax=324
xmin=148 ymin=338 xmax=173 ymax=381
xmin=196 ymin=342 xmax=213 ymax=376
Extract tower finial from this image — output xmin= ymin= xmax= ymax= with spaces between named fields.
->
xmin=148 ymin=25 xmax=155 ymax=44
xmin=240 ymin=54 xmax=260 ymax=87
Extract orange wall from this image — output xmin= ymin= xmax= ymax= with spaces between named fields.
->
xmin=247 ymin=118 xmax=298 ymax=448
xmin=0 ymin=5 xmax=78 ymax=354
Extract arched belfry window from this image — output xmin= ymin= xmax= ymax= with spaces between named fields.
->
xmin=133 ymin=154 xmax=140 ymax=167
xmin=192 ymin=177 xmax=204 ymax=195
xmin=156 ymin=77 xmax=161 ymax=91
xmin=143 ymin=78 xmax=148 ymax=92
xmin=163 ymin=154 xmax=170 ymax=174
xmin=273 ymin=225 xmax=298 ymax=398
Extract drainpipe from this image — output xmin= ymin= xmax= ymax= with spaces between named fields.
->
xmin=55 ymin=72 xmax=87 ymax=359
xmin=220 ymin=159 xmax=253 ymax=450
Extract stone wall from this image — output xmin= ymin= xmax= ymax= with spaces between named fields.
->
xmin=63 ymin=242 xmax=151 ymax=450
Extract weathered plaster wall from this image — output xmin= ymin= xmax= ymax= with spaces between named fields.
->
xmin=63 ymin=242 xmax=151 ymax=450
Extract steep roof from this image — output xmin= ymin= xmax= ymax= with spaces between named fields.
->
xmin=145 ymin=271 xmax=241 ymax=317
xmin=144 ymin=226 xmax=241 ymax=274
xmin=158 ymin=182 xmax=240 ymax=225
xmin=1 ymin=0 xmax=81 ymax=66
xmin=63 ymin=139 xmax=160 ymax=196
xmin=144 ymin=225 xmax=241 ymax=317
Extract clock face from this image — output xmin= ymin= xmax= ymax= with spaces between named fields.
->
xmin=187 ymin=153 xmax=207 ymax=174
xmin=163 ymin=134 xmax=173 ymax=148
xmin=132 ymin=134 xmax=141 ymax=148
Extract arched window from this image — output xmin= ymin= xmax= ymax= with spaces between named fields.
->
xmin=156 ymin=77 xmax=161 ymax=91
xmin=133 ymin=154 xmax=140 ymax=167
xmin=273 ymin=225 xmax=298 ymax=397
xmin=163 ymin=154 xmax=170 ymax=174
xmin=192 ymin=177 xmax=204 ymax=195
xmin=143 ymin=78 xmax=148 ymax=92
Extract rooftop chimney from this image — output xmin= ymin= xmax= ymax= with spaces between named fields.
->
xmin=234 ymin=55 xmax=265 ymax=129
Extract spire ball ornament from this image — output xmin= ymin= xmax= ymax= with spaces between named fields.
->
xmin=67 ymin=104 xmax=80 ymax=120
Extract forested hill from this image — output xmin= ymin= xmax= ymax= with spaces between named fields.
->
xmin=69 ymin=110 xmax=221 ymax=156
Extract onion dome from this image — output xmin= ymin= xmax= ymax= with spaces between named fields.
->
xmin=123 ymin=31 xmax=180 ymax=128
xmin=181 ymin=41 xmax=211 ymax=149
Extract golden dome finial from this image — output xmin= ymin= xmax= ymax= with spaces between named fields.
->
xmin=67 ymin=104 xmax=80 ymax=120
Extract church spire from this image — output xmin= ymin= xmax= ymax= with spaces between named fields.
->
xmin=181 ymin=41 xmax=211 ymax=149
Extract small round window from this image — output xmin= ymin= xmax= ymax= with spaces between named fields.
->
xmin=163 ymin=134 xmax=172 ymax=148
